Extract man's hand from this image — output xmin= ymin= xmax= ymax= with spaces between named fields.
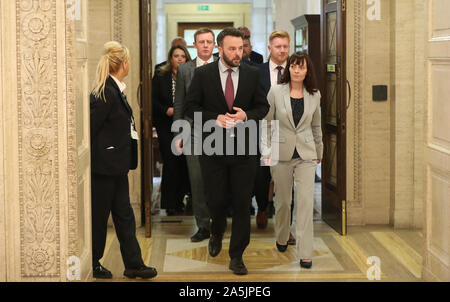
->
xmin=166 ymin=107 xmax=174 ymax=117
xmin=226 ymin=107 xmax=247 ymax=123
xmin=216 ymin=114 xmax=237 ymax=129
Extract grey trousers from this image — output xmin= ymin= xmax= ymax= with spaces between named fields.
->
xmin=186 ymin=154 xmax=210 ymax=231
xmin=271 ymin=158 xmax=316 ymax=260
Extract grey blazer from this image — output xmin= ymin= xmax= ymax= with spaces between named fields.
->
xmin=261 ymin=84 xmax=323 ymax=162
xmin=173 ymin=57 xmax=219 ymax=123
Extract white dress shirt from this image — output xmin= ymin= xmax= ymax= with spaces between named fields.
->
xmin=110 ymin=75 xmax=127 ymax=93
xmin=218 ymin=59 xmax=239 ymax=98
xmin=196 ymin=56 xmax=215 ymax=68
xmin=269 ymin=59 xmax=287 ymax=87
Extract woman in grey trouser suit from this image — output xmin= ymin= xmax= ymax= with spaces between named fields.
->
xmin=261 ymin=52 xmax=323 ymax=269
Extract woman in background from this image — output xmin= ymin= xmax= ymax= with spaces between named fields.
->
xmin=152 ymin=45 xmax=192 ymax=215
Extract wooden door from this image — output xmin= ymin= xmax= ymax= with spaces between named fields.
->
xmin=423 ymin=0 xmax=450 ymax=281
xmin=321 ymin=0 xmax=347 ymax=235
xmin=140 ymin=0 xmax=153 ymax=238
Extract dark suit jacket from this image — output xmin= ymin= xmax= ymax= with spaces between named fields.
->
xmin=90 ymin=76 xmax=137 ymax=175
xmin=257 ymin=62 xmax=271 ymax=95
xmin=152 ymin=70 xmax=175 ymax=128
xmin=184 ymin=61 xmax=269 ymax=156
xmin=249 ymin=50 xmax=263 ymax=64
xmin=173 ymin=56 xmax=219 ymax=123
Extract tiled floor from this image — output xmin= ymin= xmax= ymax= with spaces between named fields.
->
xmin=99 ymin=216 xmax=424 ymax=282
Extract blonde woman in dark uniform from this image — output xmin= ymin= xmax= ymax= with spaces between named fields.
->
xmin=90 ymin=41 xmax=157 ymax=279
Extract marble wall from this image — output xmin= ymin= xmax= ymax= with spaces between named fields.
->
xmin=341 ymin=0 xmax=426 ymax=228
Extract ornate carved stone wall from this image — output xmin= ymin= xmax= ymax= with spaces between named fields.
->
xmin=1 ymin=0 xmax=80 ymax=281
xmin=16 ymin=0 xmax=61 ymax=277
xmin=112 ymin=0 xmax=123 ymax=43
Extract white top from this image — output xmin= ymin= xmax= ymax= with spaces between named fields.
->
xmin=110 ymin=75 xmax=127 ymax=93
xmin=218 ymin=58 xmax=239 ymax=98
xmin=269 ymin=59 xmax=287 ymax=87
xmin=196 ymin=56 xmax=215 ymax=68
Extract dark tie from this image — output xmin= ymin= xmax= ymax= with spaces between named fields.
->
xmin=225 ymin=69 xmax=234 ymax=111
xmin=276 ymin=66 xmax=283 ymax=84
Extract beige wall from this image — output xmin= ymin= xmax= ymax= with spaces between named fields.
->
xmin=165 ymin=3 xmax=251 ymax=62
xmin=274 ymin=0 xmax=320 ymax=53
xmin=390 ymin=0 xmax=426 ymax=228
xmin=0 ymin=0 xmax=5 ymax=282
xmin=345 ymin=0 xmax=426 ymax=227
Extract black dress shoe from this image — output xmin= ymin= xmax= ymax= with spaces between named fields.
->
xmin=229 ymin=258 xmax=248 ymax=275
xmin=124 ymin=265 xmax=158 ymax=279
xmin=93 ymin=264 xmax=112 ymax=279
xmin=208 ymin=234 xmax=223 ymax=257
xmin=300 ymin=260 xmax=312 ymax=269
xmin=276 ymin=242 xmax=288 ymax=252
xmin=190 ymin=228 xmax=210 ymax=242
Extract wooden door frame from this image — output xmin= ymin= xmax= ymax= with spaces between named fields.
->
xmin=139 ymin=0 xmax=153 ymax=238
xmin=320 ymin=0 xmax=347 ymax=235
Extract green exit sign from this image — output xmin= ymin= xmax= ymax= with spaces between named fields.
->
xmin=198 ymin=5 xmax=210 ymax=11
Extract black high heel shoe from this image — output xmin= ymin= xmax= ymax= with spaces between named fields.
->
xmin=300 ymin=260 xmax=312 ymax=269
xmin=276 ymin=242 xmax=288 ymax=252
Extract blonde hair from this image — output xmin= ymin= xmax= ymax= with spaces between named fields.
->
xmin=92 ymin=41 xmax=130 ymax=101
xmin=269 ymin=30 xmax=290 ymax=44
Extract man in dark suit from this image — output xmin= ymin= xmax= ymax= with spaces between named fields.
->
xmin=238 ymin=27 xmax=263 ymax=65
xmin=255 ymin=30 xmax=290 ymax=230
xmin=184 ymin=28 xmax=269 ymax=275
xmin=173 ymin=28 xmax=218 ymax=242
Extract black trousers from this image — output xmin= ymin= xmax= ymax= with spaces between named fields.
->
xmin=91 ymin=173 xmax=144 ymax=270
xmin=200 ymin=155 xmax=257 ymax=259
xmin=155 ymin=123 xmax=190 ymax=210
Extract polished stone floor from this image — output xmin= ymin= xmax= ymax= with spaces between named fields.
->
xmin=98 ymin=216 xmax=424 ymax=282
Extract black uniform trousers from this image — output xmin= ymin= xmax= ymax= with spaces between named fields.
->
xmin=200 ymin=155 xmax=257 ymax=260
xmin=91 ymin=173 xmax=144 ymax=270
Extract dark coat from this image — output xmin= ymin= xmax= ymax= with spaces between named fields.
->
xmin=90 ymin=76 xmax=137 ymax=175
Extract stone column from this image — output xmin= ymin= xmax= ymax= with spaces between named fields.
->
xmin=1 ymin=0 xmax=80 ymax=281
